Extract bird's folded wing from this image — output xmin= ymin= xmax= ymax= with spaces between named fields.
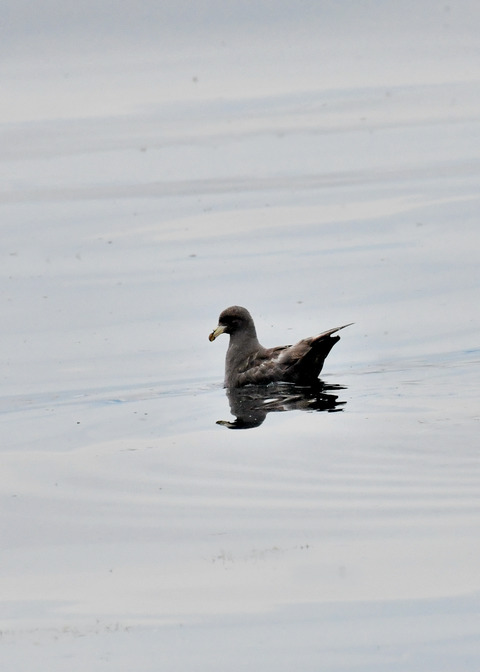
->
xmin=277 ymin=323 xmax=352 ymax=365
xmin=235 ymin=346 xmax=289 ymax=385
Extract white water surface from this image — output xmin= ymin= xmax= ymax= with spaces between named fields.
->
xmin=1 ymin=1 xmax=480 ymax=670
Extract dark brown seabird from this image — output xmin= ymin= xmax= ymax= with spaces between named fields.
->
xmin=209 ymin=306 xmax=352 ymax=388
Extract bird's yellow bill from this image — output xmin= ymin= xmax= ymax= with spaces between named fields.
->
xmin=209 ymin=325 xmax=226 ymax=341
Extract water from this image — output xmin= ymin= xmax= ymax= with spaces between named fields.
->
xmin=1 ymin=1 xmax=480 ymax=669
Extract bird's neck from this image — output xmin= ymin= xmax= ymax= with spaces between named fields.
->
xmin=225 ymin=331 xmax=263 ymax=384
xmin=228 ymin=329 xmax=261 ymax=355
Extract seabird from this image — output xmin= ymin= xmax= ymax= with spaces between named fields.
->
xmin=209 ymin=305 xmax=352 ymax=388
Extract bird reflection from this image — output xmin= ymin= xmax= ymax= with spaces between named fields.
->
xmin=217 ymin=381 xmax=347 ymax=429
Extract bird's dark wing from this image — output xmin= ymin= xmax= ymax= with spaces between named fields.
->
xmin=233 ymin=346 xmax=290 ymax=386
xmin=278 ymin=323 xmax=353 ymax=384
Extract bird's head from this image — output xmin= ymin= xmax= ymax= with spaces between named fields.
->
xmin=209 ymin=306 xmax=255 ymax=341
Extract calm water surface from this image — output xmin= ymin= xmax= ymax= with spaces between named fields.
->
xmin=1 ymin=2 xmax=480 ymax=670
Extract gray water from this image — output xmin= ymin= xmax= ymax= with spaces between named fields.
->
xmin=1 ymin=1 xmax=480 ymax=669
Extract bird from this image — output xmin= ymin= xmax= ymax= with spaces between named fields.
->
xmin=209 ymin=305 xmax=352 ymax=388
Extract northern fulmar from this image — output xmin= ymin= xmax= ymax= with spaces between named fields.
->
xmin=209 ymin=306 xmax=352 ymax=388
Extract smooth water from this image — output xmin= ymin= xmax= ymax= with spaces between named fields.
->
xmin=1 ymin=1 xmax=480 ymax=670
